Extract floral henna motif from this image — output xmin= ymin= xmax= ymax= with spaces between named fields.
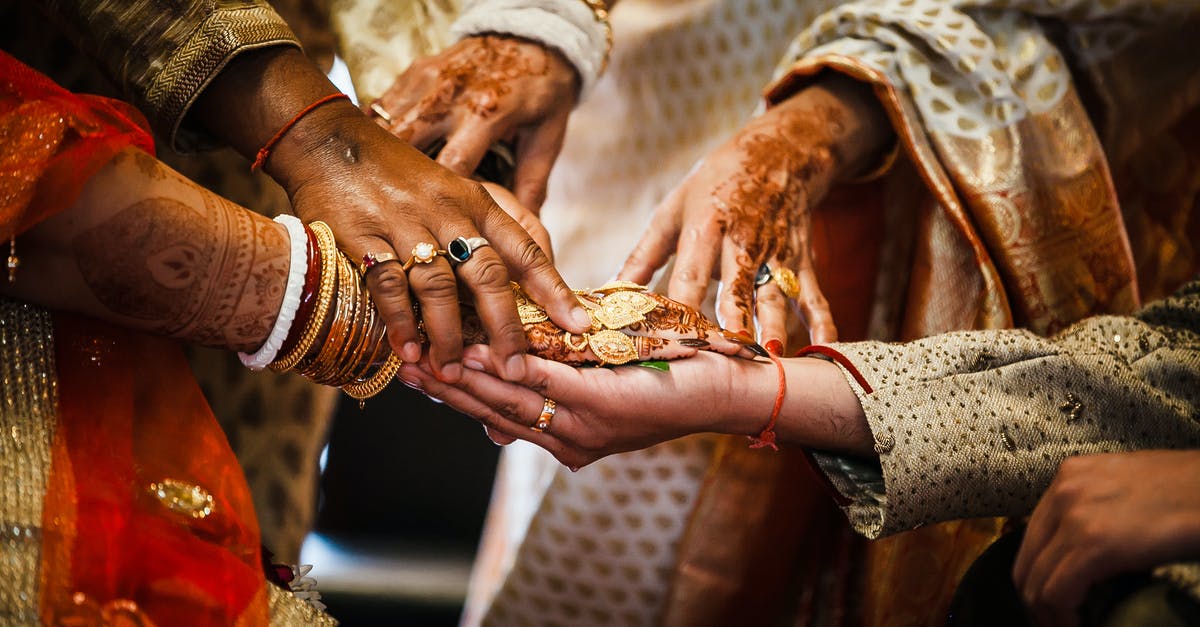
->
xmin=713 ymin=103 xmax=844 ymax=328
xmin=455 ymin=283 xmax=760 ymax=364
xmin=408 ymin=35 xmax=552 ymax=132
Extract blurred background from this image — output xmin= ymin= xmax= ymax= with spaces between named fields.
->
xmin=302 ymin=386 xmax=501 ymax=626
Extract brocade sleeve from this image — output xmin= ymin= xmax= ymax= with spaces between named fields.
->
xmin=36 ymin=0 xmax=300 ymax=151
xmin=812 ymin=276 xmax=1200 ymax=539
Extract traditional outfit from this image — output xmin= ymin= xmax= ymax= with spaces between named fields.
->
xmin=0 ymin=51 xmax=332 ymax=624
xmin=811 ymin=275 xmax=1200 ymax=600
xmin=449 ymin=1 xmax=1200 ymax=625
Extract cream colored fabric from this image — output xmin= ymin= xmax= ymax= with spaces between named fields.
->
xmin=468 ymin=1 xmax=829 ymax=624
xmin=817 ymin=276 xmax=1200 ymax=538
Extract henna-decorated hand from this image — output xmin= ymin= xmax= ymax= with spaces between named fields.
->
xmin=456 ymin=283 xmax=766 ymax=365
xmin=370 ymin=35 xmax=579 ymax=210
xmin=618 ymin=75 xmax=893 ymax=351
xmin=193 ymin=47 xmax=592 ymax=384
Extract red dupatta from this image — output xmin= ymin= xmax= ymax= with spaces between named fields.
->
xmin=0 ymin=50 xmax=270 ymax=625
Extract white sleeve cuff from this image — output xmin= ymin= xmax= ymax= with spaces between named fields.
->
xmin=451 ymin=0 xmax=608 ymax=98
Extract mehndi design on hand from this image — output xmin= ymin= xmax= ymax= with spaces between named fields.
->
xmin=454 ymin=282 xmax=765 ymax=365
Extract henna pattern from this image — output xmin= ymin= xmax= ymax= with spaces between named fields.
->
xmin=403 ymin=35 xmax=552 ymax=137
xmin=456 ymin=287 xmax=754 ymax=364
xmin=72 ymin=195 xmax=289 ymax=352
xmin=713 ymin=103 xmax=845 ymax=329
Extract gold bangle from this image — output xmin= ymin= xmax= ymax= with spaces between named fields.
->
xmin=579 ymin=0 xmax=613 ymax=75
xmin=343 ymin=352 xmax=403 ymax=400
xmin=325 ymin=260 xmax=381 ymax=385
xmin=304 ymin=253 xmax=361 ymax=384
xmin=270 ymin=221 xmax=339 ymax=372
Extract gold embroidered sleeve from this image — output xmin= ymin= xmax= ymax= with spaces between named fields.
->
xmin=37 ymin=0 xmax=300 ymax=151
xmin=811 ymin=277 xmax=1200 ymax=539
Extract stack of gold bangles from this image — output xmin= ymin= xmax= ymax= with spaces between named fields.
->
xmin=268 ymin=221 xmax=401 ymax=401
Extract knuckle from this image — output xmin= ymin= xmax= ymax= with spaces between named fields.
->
xmin=370 ymin=266 xmax=410 ymax=299
xmin=411 ymin=268 xmax=459 ymax=300
xmin=514 ymin=237 xmax=551 ymax=272
xmin=466 ymin=255 xmax=511 ymax=288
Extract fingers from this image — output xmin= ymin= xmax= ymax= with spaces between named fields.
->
xmin=715 ymin=238 xmax=756 ymax=334
xmin=666 ymin=209 xmax=723 ymax=308
xmin=481 ymin=182 xmax=554 ymax=262
xmin=617 ymin=185 xmax=685 ymax=285
xmin=512 ymin=111 xmax=569 ymax=210
xmin=794 ymin=257 xmax=836 ymax=343
xmin=404 ymin=252 xmax=466 ymax=381
xmin=343 ymin=234 xmax=423 ymax=364
xmin=437 ymin=119 xmax=501 ymax=177
xmin=476 ymin=203 xmax=591 ymax=334
xmin=437 ymin=221 xmax=529 ymax=381
xmin=755 ymin=277 xmax=790 ymax=355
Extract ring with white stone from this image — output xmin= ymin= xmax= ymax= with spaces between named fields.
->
xmin=447 ymin=236 xmax=491 ymax=264
xmin=401 ymin=242 xmax=447 ymax=271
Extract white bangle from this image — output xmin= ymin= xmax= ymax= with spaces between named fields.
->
xmin=450 ymin=0 xmax=610 ymax=97
xmin=239 ymin=214 xmax=308 ymax=370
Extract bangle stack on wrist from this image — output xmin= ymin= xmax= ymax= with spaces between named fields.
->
xmin=242 ymin=219 xmax=402 ymax=403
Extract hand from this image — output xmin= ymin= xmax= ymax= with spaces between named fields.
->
xmin=480 ymin=181 xmax=554 ymax=261
xmin=1013 ymin=450 xmax=1200 ymax=627
xmin=193 ymin=47 xmax=592 ymax=383
xmin=371 ymin=35 xmax=579 ymax=210
xmin=398 ymin=345 xmax=752 ymax=465
xmin=618 ymin=75 xmax=893 ymax=350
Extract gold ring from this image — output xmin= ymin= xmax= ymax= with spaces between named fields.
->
xmin=360 ymin=251 xmax=400 ymax=275
xmin=532 ymin=398 xmax=557 ymax=432
xmin=401 ymin=242 xmax=447 ymax=271
xmin=771 ymin=267 xmax=801 ymax=300
xmin=369 ymin=102 xmax=393 ymax=122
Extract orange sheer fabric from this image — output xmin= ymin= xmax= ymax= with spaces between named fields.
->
xmin=0 ymin=50 xmax=269 ymax=624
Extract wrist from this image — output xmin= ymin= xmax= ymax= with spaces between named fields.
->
xmin=770 ymin=74 xmax=896 ymax=183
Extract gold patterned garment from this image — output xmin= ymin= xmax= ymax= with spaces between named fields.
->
xmin=458 ymin=2 xmax=1200 ymax=627
xmin=32 ymin=0 xmax=300 ymax=149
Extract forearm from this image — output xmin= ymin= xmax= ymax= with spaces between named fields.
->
xmin=1 ymin=147 xmax=287 ymax=353
xmin=719 ymin=355 xmax=874 ymax=457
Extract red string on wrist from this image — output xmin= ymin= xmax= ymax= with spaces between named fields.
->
xmin=795 ymin=345 xmax=874 ymax=393
xmin=749 ymin=352 xmax=787 ymax=450
xmin=250 ymin=93 xmax=351 ymax=172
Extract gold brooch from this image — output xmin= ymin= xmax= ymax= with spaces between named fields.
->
xmin=594 ymin=290 xmax=657 ymax=330
xmin=588 ymin=329 xmax=638 ymax=365
xmin=148 ymin=479 xmax=214 ymax=519
xmin=512 ymin=284 xmax=549 ymax=325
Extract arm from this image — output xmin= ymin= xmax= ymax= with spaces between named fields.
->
xmin=617 ymin=72 xmax=895 ymax=348
xmin=365 ymin=0 xmax=616 ymax=209
xmin=2 ymin=147 xmax=286 ymax=353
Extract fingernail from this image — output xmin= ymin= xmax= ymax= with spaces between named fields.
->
xmin=570 ymin=306 xmax=593 ymax=331
xmin=441 ymin=362 xmax=462 ymax=381
xmin=722 ymin=329 xmax=752 ymax=345
xmin=397 ymin=374 xmax=422 ymax=390
xmin=734 ymin=330 xmax=755 ymax=342
xmin=568 ymin=466 xmax=580 ymax=473
xmin=505 ymin=354 xmax=527 ymax=380
xmin=483 ymin=426 xmax=510 ymax=446
xmin=402 ymin=342 xmax=422 ymax=362
xmin=464 ymin=358 xmax=486 ymax=371
xmin=765 ymin=339 xmax=784 ymax=356
xmin=746 ymin=342 xmax=770 ymax=358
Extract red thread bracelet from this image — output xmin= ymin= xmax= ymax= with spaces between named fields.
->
xmin=749 ymin=352 xmax=787 ymax=450
xmin=795 ymin=345 xmax=874 ymax=393
xmin=250 ymin=93 xmax=351 ymax=172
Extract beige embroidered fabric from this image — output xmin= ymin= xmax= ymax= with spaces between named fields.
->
xmin=817 ymin=276 xmax=1200 ymax=596
xmin=33 ymin=0 xmax=300 ymax=150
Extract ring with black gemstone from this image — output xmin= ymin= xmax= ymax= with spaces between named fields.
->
xmin=448 ymin=236 xmax=491 ymax=264
xmin=754 ymin=263 xmax=772 ymax=287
